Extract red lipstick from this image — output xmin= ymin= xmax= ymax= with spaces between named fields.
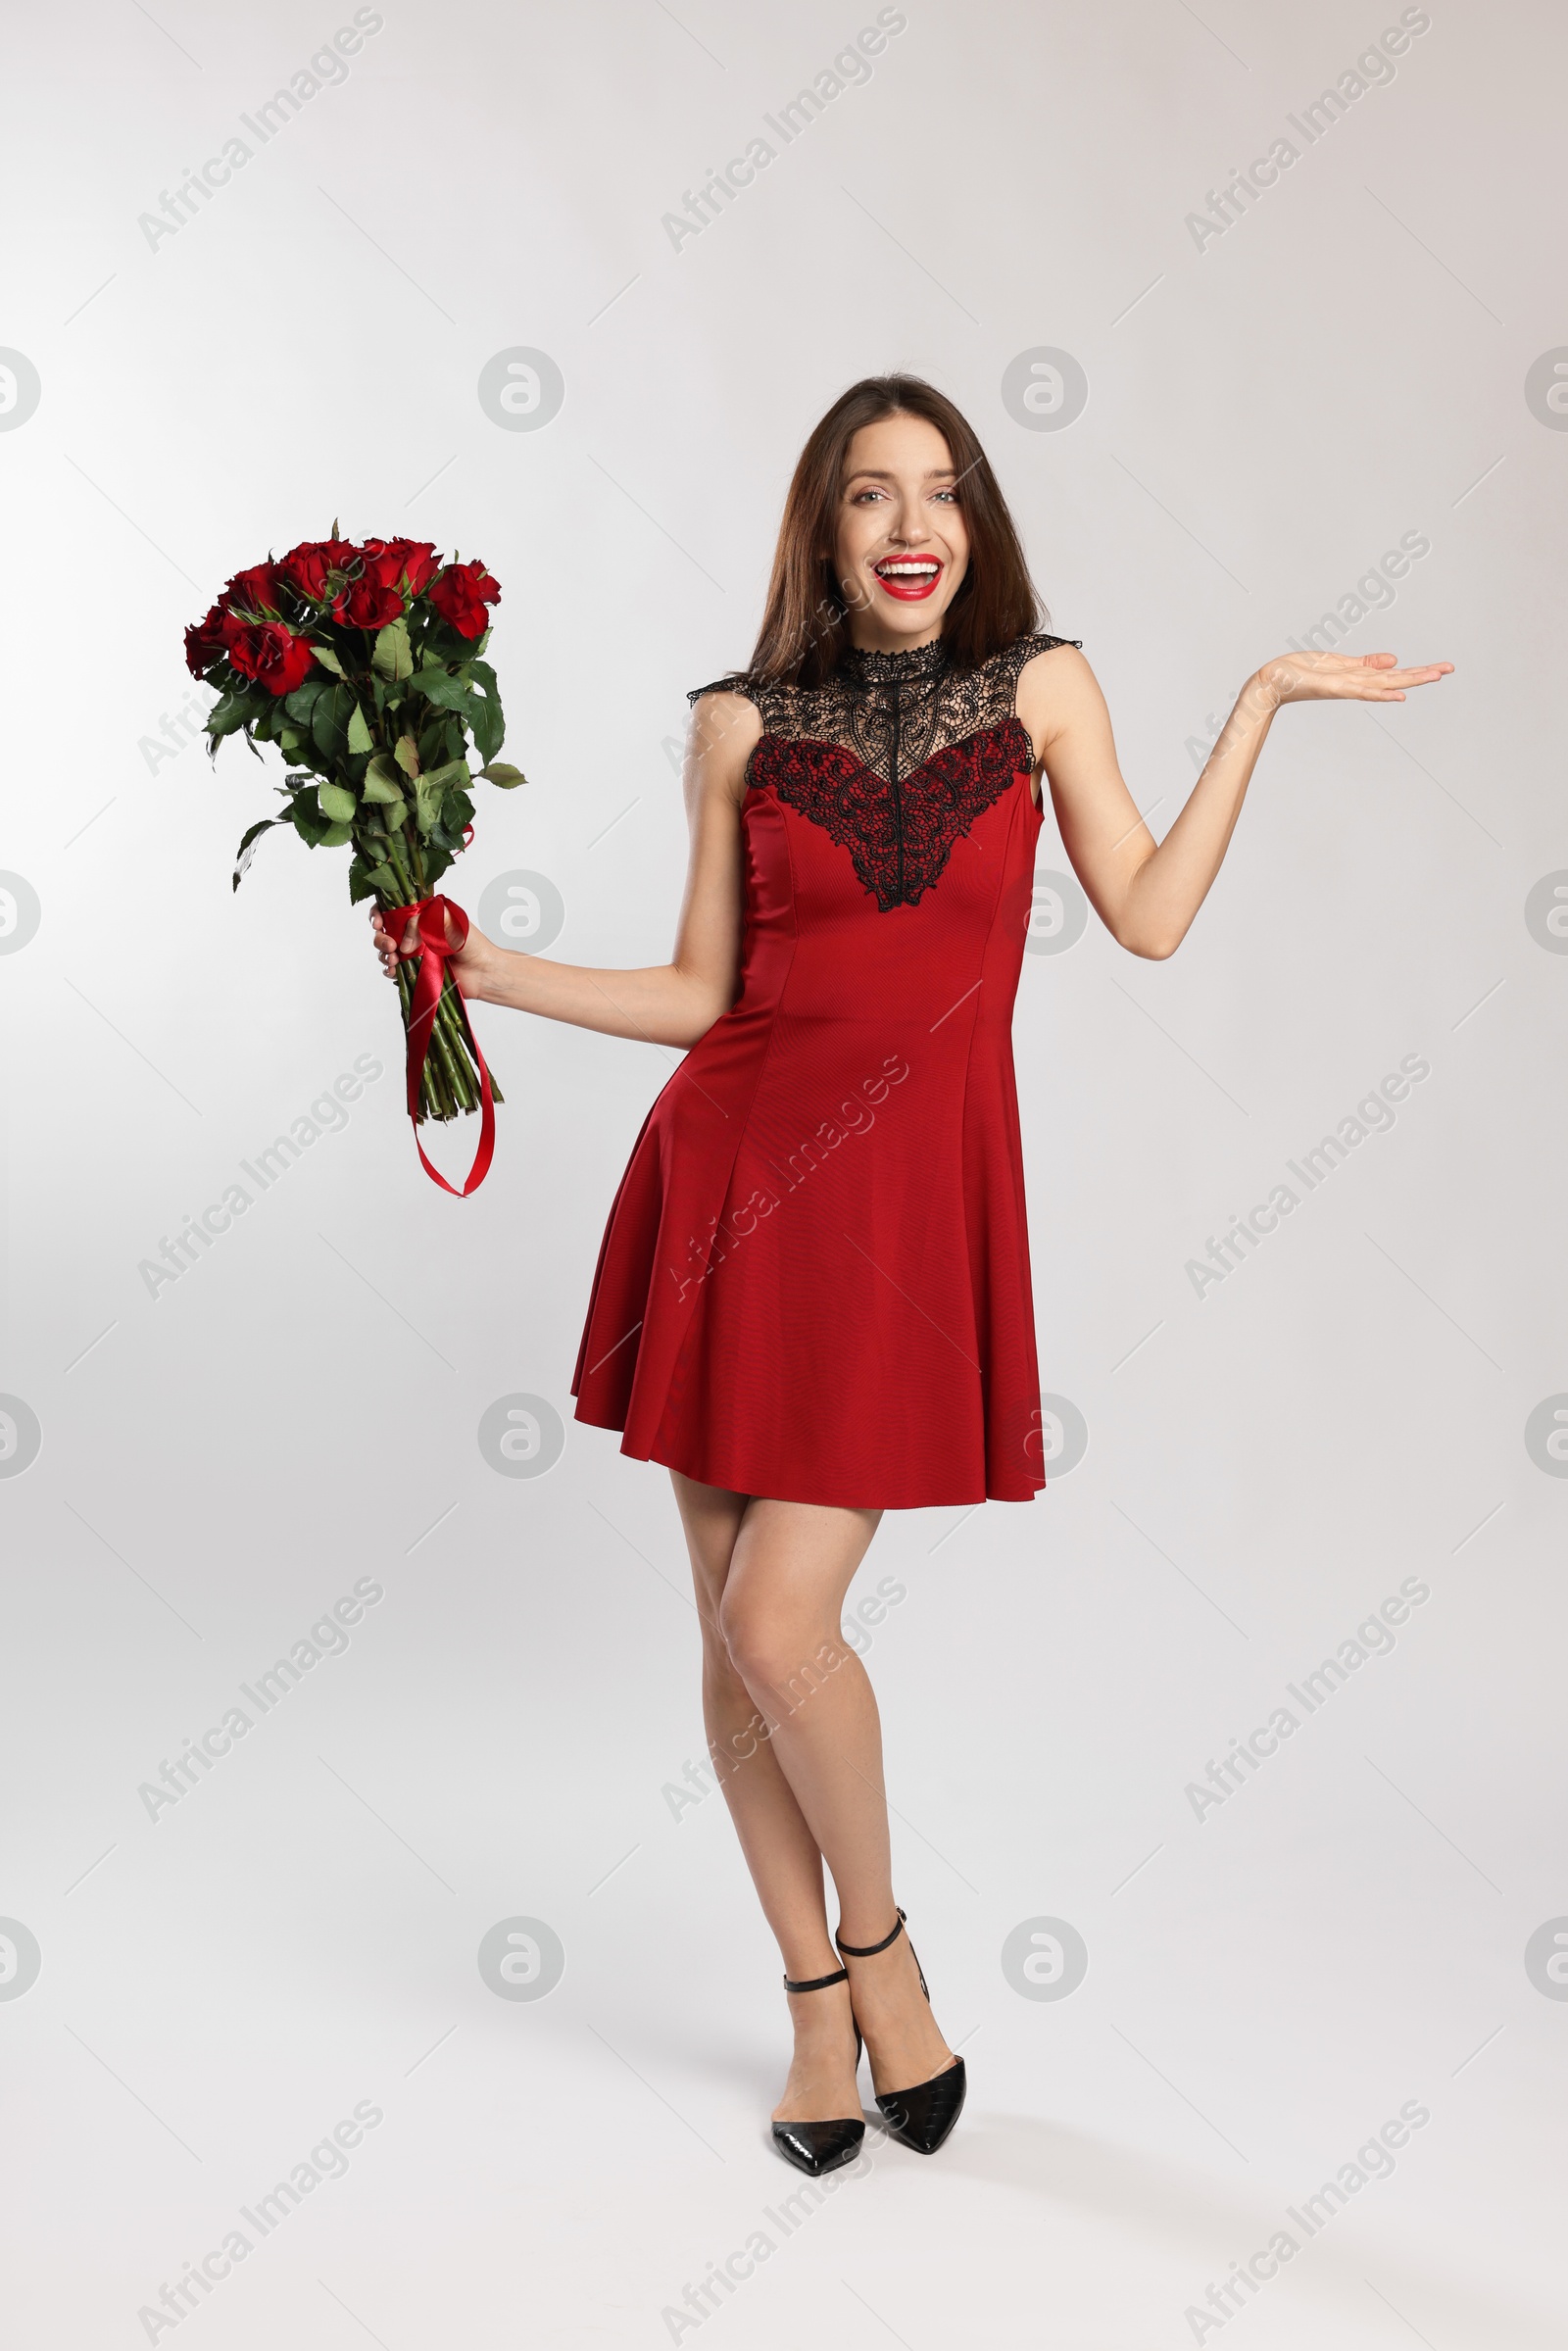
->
xmin=872 ymin=555 xmax=943 ymax=602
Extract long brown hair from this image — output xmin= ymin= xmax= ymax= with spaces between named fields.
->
xmin=746 ymin=374 xmax=1042 ymax=687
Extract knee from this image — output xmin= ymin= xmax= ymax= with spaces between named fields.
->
xmin=717 ymin=1589 xmax=840 ymax=1699
xmin=716 ymin=1586 xmax=787 ymax=1690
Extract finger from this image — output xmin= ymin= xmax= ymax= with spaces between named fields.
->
xmin=1367 ymin=665 xmax=1451 ymax=690
xmin=401 ymin=917 xmax=420 ymax=955
xmin=1355 ymin=658 xmax=1451 ymax=683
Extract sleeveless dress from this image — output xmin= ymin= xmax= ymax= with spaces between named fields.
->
xmin=570 ymin=629 xmax=1081 ymax=1509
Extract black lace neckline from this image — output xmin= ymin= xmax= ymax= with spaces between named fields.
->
xmin=838 ymin=635 xmax=950 ymax=686
xmin=685 ymin=629 xmax=1082 ymax=910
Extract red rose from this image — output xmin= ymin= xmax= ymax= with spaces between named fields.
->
xmin=221 ymin=561 xmax=283 ymax=617
xmin=276 ymin=538 xmax=359 ymax=603
xmin=334 ymin=577 xmax=406 ymax=629
xmin=428 ymin=559 xmax=502 ymax=640
xmin=361 ymin=537 xmax=439 ymax=597
xmin=183 ymin=604 xmax=227 ymax=677
xmin=220 ymin=615 xmax=318 ymax=697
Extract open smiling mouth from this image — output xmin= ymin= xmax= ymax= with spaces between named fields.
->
xmin=872 ymin=556 xmax=944 ymax=601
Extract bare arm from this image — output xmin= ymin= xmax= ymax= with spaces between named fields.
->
xmin=1019 ymin=644 xmax=1452 ymax=960
xmin=371 ymin=689 xmax=760 ymax=1048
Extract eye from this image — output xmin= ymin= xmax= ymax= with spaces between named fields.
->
xmin=850 ymin=487 xmax=887 ymax=504
xmin=932 ymin=488 xmax=958 ymax=504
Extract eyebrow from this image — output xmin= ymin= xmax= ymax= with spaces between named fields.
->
xmin=843 ymin=466 xmax=956 ymax=484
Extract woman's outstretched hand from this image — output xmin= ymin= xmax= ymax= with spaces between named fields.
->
xmin=1253 ymin=649 xmax=1453 ymax=709
xmin=369 ymin=903 xmax=496 ymax=1001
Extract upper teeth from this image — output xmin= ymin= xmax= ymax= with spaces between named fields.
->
xmin=879 ymin=560 xmax=937 ymax=573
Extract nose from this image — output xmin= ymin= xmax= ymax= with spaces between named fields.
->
xmin=886 ymin=495 xmax=929 ymax=548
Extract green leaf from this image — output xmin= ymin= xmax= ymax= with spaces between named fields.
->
xmin=410 ymin=665 xmax=470 ymax=713
xmin=283 ymin=677 xmax=326 ymax=723
xmin=346 ymin=701 xmax=374 ymax=756
xmin=468 ymin=659 xmax=505 ymax=763
xmin=290 ymin=788 xmax=329 ymax=847
xmin=372 ymin=618 xmax=414 ymax=681
xmin=421 ymin=758 xmax=471 ymax=794
xmin=312 ymin=681 xmax=354 ymax=759
xmin=277 ymin=725 xmax=307 ymax=754
xmin=414 ymin=774 xmax=446 ymax=837
xmin=318 ymin=780 xmax=358 ymax=824
xmin=394 ymin=732 xmax=420 ymax=779
xmin=232 ymin=816 xmax=284 ymax=890
xmin=361 ymin=754 xmax=404 ymax=806
xmin=206 ymin=689 xmax=259 ymax=740
xmin=348 ymin=855 xmax=400 ymax=905
xmin=319 ymin=819 xmax=354 ymax=848
xmin=312 ymin=643 xmax=347 ymax=677
xmin=480 ymin=760 xmax=527 ymax=789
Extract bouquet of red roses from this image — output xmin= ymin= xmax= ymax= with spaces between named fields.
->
xmin=184 ymin=534 xmax=523 ymax=1184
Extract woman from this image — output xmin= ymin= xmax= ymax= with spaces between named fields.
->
xmin=373 ymin=374 xmax=1450 ymax=2177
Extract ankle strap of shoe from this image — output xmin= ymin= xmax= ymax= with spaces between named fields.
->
xmin=782 ymin=1963 xmax=850 ymax=1993
xmin=834 ymin=1906 xmax=906 ymax=1958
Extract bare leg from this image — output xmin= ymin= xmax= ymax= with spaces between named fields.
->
xmin=670 ymin=1471 xmax=858 ymax=2125
xmin=670 ymin=1473 xmax=956 ymax=2108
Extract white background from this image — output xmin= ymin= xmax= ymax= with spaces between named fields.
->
xmin=2 ymin=1 xmax=1565 ymax=2344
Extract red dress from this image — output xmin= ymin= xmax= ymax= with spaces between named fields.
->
xmin=571 ymin=630 xmax=1079 ymax=1508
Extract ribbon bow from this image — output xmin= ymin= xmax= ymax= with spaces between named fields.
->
xmin=381 ymin=895 xmax=496 ymax=1196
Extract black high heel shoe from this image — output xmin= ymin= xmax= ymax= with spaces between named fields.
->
xmin=770 ymin=1962 xmax=865 ymax=2178
xmin=835 ymin=1907 xmax=966 ymax=2155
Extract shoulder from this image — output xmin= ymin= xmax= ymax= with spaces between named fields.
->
xmin=1004 ymin=629 xmax=1084 ymax=683
xmin=687 ymin=669 xmax=760 ymax=708
xmin=687 ymin=672 xmax=766 ymax=745
xmin=687 ymin=679 xmax=764 ymax=745
xmin=685 ymin=680 xmax=762 ymax=806
xmin=977 ymin=628 xmax=1087 ymax=710
xmin=1011 ymin=632 xmax=1095 ymax=733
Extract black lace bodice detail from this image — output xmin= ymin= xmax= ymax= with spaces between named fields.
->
xmin=688 ymin=631 xmax=1081 ymax=911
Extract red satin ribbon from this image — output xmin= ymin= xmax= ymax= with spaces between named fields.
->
xmin=382 ymin=895 xmax=496 ymax=1196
